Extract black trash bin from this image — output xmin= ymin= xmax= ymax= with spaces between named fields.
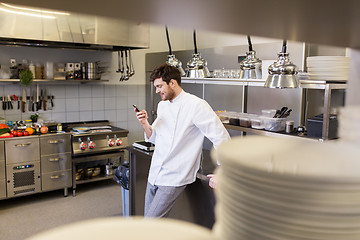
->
xmin=113 ymin=163 xmax=129 ymax=216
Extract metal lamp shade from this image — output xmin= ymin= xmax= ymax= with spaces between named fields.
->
xmin=239 ymin=50 xmax=262 ymax=79
xmin=264 ymin=52 xmax=299 ymax=88
xmin=186 ymin=53 xmax=210 ymax=78
xmin=166 ymin=55 xmax=185 ymax=76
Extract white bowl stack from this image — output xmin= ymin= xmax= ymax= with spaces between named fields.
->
xmin=213 ymin=136 xmax=360 ymax=240
xmin=307 ymin=56 xmax=350 ymax=82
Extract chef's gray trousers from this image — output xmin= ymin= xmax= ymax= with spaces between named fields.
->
xmin=144 ymin=182 xmax=186 ymax=218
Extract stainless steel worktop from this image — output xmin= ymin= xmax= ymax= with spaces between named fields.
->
xmin=127 ymin=146 xmax=216 ymax=229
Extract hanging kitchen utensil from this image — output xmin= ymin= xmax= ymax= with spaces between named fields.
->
xmin=264 ymin=40 xmax=299 ymax=88
xmin=123 ymin=50 xmax=130 ymax=81
xmin=165 ymin=26 xmax=185 ymax=76
xmin=128 ymin=48 xmax=135 ymax=77
xmin=239 ymin=35 xmax=262 ymax=79
xmin=120 ymin=50 xmax=125 ymax=81
xmin=186 ymin=30 xmax=210 ymax=78
xmin=116 ymin=51 xmax=121 ymax=73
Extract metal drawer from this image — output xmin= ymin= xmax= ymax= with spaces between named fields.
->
xmin=41 ymin=153 xmax=72 ymax=173
xmin=0 ymin=160 xmax=4 ymax=179
xmin=5 ymin=138 xmax=40 ymax=164
xmin=40 ymin=134 xmax=71 ymax=155
xmin=41 ymin=170 xmax=72 ymax=192
xmin=0 ymin=179 xmax=6 ymax=199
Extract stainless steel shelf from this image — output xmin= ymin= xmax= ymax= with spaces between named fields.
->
xmin=224 ymin=124 xmax=319 ymax=141
xmin=76 ymin=174 xmax=114 ymax=185
xmin=182 ymin=77 xmax=348 ymax=89
xmin=0 ymin=79 xmax=109 ymax=84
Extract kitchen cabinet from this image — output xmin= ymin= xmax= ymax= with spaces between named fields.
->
xmin=182 ymin=77 xmax=347 ymax=140
xmin=40 ymin=134 xmax=72 ymax=196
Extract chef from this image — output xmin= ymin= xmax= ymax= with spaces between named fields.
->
xmin=135 ymin=64 xmax=230 ymax=218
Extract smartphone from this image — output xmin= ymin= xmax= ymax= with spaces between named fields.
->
xmin=132 ymin=104 xmax=140 ymax=112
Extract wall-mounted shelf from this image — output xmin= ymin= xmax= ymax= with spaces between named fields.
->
xmin=0 ymin=79 xmax=109 ymax=84
xmin=182 ymin=77 xmax=348 ymax=89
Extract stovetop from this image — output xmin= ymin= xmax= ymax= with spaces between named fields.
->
xmin=62 ymin=120 xmax=128 ymax=135
xmin=67 ymin=120 xmax=129 ymax=156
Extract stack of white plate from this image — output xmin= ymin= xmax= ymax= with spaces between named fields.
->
xmin=307 ymin=56 xmax=349 ymax=82
xmin=212 ymin=136 xmax=360 ymax=240
xmin=27 ymin=217 xmax=217 ymax=240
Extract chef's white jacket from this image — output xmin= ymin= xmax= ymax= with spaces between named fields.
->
xmin=145 ymin=90 xmax=230 ymax=186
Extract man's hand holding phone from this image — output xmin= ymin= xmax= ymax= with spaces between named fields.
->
xmin=133 ymin=105 xmax=148 ymax=124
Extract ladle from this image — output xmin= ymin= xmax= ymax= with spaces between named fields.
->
xmin=129 ymin=49 xmax=135 ymax=77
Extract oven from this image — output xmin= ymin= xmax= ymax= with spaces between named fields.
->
xmin=63 ymin=121 xmax=129 ymax=196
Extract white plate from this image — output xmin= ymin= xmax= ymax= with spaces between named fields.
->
xmin=219 ymin=198 xmax=360 ymax=240
xmin=220 ymin=174 xmax=360 ymax=214
xmin=307 ymin=67 xmax=349 ymax=72
xmin=307 ymin=56 xmax=350 ymax=61
xmin=213 ymin=136 xmax=360 ymax=183
xmin=218 ymin=181 xmax=360 ymax=228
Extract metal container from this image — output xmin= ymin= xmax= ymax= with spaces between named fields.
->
xmin=85 ymin=62 xmax=101 ymax=80
xmin=65 ymin=63 xmax=75 ymax=80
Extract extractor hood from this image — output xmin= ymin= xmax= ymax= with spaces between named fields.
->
xmin=0 ymin=2 xmax=149 ymax=51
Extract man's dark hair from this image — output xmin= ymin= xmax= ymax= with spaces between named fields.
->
xmin=150 ymin=64 xmax=181 ymax=86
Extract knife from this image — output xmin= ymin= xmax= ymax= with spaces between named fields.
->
xmin=43 ymin=89 xmax=47 ymax=111
xmin=32 ymin=90 xmax=36 ymax=112
xmin=36 ymin=84 xmax=39 ymax=111
xmin=2 ymin=96 xmax=5 ymax=111
xmin=22 ymin=89 xmax=26 ymax=113
xmin=7 ymin=95 xmax=12 ymax=110
xmin=49 ymin=96 xmax=54 ymax=110
xmin=39 ymin=89 xmax=43 ymax=110
xmin=281 ymin=109 xmax=292 ymax=118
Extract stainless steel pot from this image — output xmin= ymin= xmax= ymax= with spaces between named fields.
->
xmin=85 ymin=62 xmax=101 ymax=80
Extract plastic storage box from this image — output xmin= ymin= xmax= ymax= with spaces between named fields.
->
xmin=250 ymin=116 xmax=265 ymax=129
xmin=261 ymin=109 xmax=277 ymax=118
xmin=264 ymin=117 xmax=286 ymax=132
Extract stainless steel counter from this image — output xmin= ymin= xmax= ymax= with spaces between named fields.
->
xmin=127 ymin=146 xmax=216 ymax=229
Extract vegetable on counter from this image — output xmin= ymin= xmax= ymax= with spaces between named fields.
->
xmin=19 ymin=69 xmax=34 ymax=86
xmin=0 ymin=128 xmax=10 ymax=136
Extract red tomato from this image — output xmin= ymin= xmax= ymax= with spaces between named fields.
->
xmin=23 ymin=131 xmax=29 ymax=136
xmin=17 ymin=131 xmax=23 ymax=137
xmin=11 ymin=130 xmax=17 ymax=137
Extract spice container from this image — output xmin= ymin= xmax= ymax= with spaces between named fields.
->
xmin=285 ymin=120 xmax=294 ymax=133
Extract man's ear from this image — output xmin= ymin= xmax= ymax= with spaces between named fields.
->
xmin=170 ymin=79 xmax=176 ymax=87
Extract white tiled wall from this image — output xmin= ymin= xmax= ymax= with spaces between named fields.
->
xmin=0 ymin=83 xmax=146 ymax=144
